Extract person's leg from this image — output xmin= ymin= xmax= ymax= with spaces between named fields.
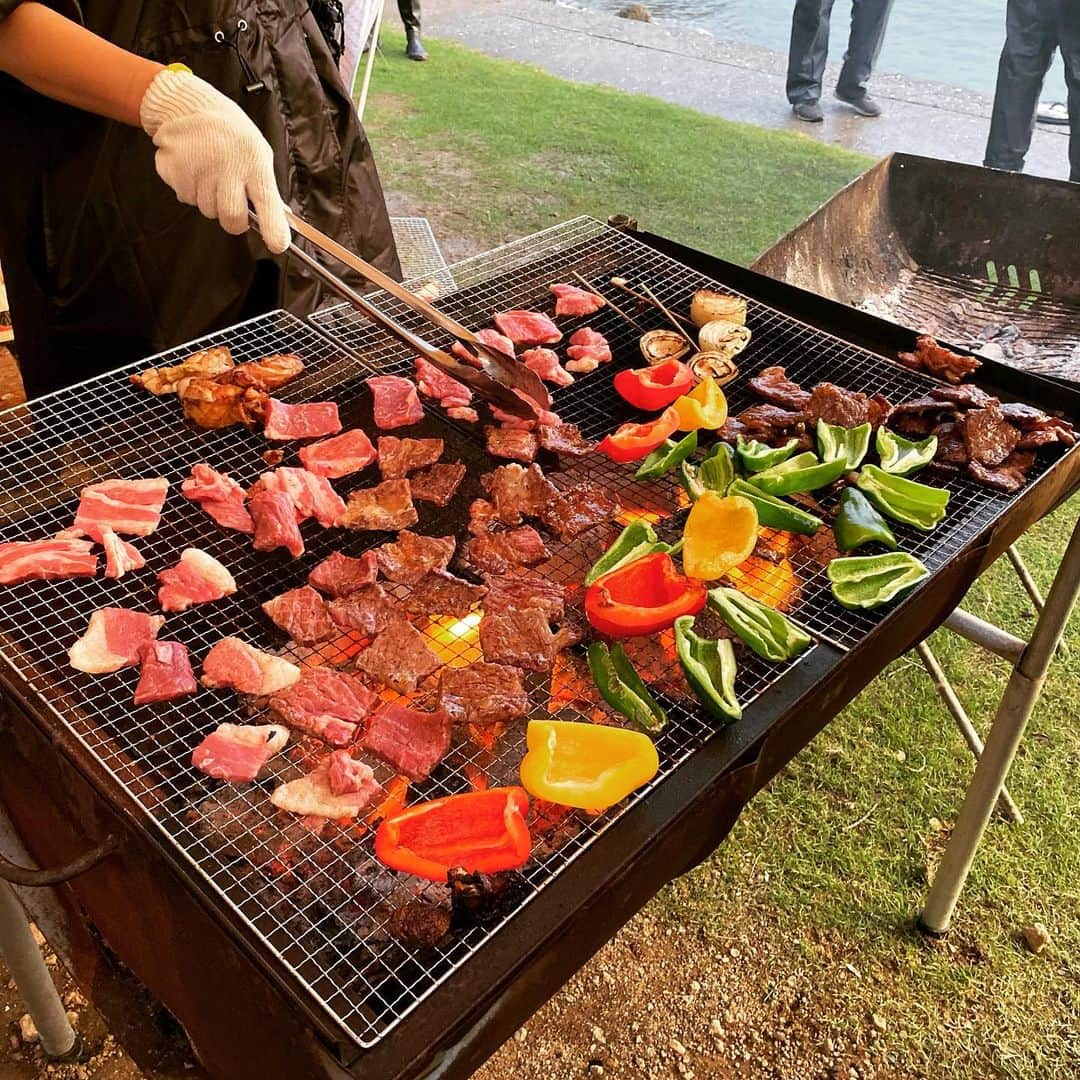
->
xmin=1057 ymin=0 xmax=1080 ymax=180
xmin=398 ymin=0 xmax=427 ymax=61
xmin=836 ymin=0 xmax=895 ymax=103
xmin=984 ymin=0 xmax=1057 ymax=171
xmin=787 ymin=0 xmax=835 ymax=105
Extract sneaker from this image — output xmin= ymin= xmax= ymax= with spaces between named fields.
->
xmin=792 ymin=101 xmax=824 ymax=123
xmin=1037 ymin=101 xmax=1069 ymax=126
xmin=835 ymin=91 xmax=882 ymax=117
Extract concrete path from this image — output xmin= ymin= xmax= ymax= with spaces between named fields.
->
xmin=414 ymin=0 xmax=1072 ymax=183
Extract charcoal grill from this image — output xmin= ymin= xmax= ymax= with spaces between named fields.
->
xmin=0 ymin=218 xmax=1077 ymax=1078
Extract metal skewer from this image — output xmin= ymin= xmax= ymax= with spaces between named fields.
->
xmin=609 ymin=277 xmax=698 ymax=330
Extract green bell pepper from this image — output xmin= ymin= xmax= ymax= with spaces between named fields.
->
xmin=747 ymin=451 xmax=848 ymax=497
xmin=727 ymin=479 xmax=822 ymax=536
xmin=735 ymin=435 xmax=799 ymax=473
xmin=679 ymin=442 xmax=735 ymax=501
xmin=817 ymin=419 xmax=871 ymax=469
xmin=585 ymin=521 xmax=681 ymax=586
xmin=673 ymin=615 xmax=741 ymax=721
xmin=587 ymin=641 xmax=667 ymax=735
xmin=875 ymin=428 xmax=938 ymax=476
xmin=833 ymin=488 xmax=898 ymax=552
xmin=856 ymin=464 xmax=950 ymax=531
xmin=827 ymin=551 xmax=930 ymax=610
xmin=635 ymin=430 xmax=699 ymax=480
xmin=706 ymin=587 xmax=812 ymax=662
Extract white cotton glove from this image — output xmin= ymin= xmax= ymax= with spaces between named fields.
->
xmin=139 ymin=68 xmax=291 ymax=254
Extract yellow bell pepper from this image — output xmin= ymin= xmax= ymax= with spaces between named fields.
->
xmin=682 ymin=492 xmax=758 ymax=580
xmin=519 ymin=719 xmax=659 ymax=812
xmin=672 ymin=375 xmax=729 ymax=431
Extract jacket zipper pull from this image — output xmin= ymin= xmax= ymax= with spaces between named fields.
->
xmin=214 ymin=20 xmax=266 ymax=96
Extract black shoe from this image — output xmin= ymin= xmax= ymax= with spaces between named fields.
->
xmin=792 ymin=101 xmax=824 ymax=123
xmin=835 ymin=91 xmax=882 ymax=117
xmin=405 ymin=32 xmax=428 ymax=61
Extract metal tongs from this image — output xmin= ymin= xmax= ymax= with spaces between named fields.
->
xmin=250 ymin=209 xmax=551 ymax=419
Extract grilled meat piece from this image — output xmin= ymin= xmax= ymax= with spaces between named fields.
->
xmin=308 ymin=550 xmax=379 ymax=598
xmin=481 ymin=463 xmax=559 ymax=525
xmin=252 ymin=467 xmax=346 ymax=529
xmin=75 ymin=477 xmax=169 ymax=539
xmin=263 ymin=399 xmax=341 ymax=441
xmin=897 ymin=335 xmax=981 ymax=384
xmin=377 ymin=436 xmax=444 ymax=480
xmin=362 ymin=702 xmax=452 ymax=780
xmin=493 ymin=310 xmax=562 ymax=346
xmin=0 ymin=535 xmax=98 ymax=586
xmin=409 ymin=462 xmax=467 ymax=506
xmin=270 ymin=667 xmax=378 ymax=747
xmin=367 ymin=375 xmax=424 ymax=429
xmin=735 ymin=403 xmax=810 ymax=432
xmin=191 ymin=723 xmax=290 ymax=783
xmin=962 ymin=406 xmax=1020 ymax=467
xmin=327 ymin=583 xmax=402 ymax=637
xmin=523 ymin=348 xmax=574 ymax=388
xmin=438 ymin=662 xmax=529 ymax=726
xmin=271 ymin=759 xmax=382 ymax=819
xmin=179 ymin=378 xmax=266 ymax=429
xmin=479 ymin=607 xmax=560 ymax=672
xmin=448 ymin=868 xmax=528 ymax=929
xmin=229 ymin=353 xmax=304 ymax=391
xmin=932 ymin=421 xmax=969 ymax=466
xmin=327 ymin=750 xmax=375 ymax=795
xmin=550 ymin=282 xmax=605 ymax=318
xmin=375 ymin=531 xmax=455 ymax=585
xmin=182 ymin=464 xmax=253 ymax=534
xmin=403 ymin=571 xmax=487 ymax=618
xmin=485 ymin=425 xmax=539 ymax=463
xmin=930 ymin=384 xmax=998 ymax=410
xmin=340 ymin=479 xmax=418 ymax=532
xmin=131 ymin=346 xmax=234 ymax=394
xmin=967 ymin=449 xmax=1036 ymax=493
xmin=806 ymin=383 xmax=890 ymax=428
xmin=482 ymin=570 xmax=565 ymax=621
xmin=249 ymin=489 xmax=304 ymax=558
xmin=537 ymin=421 xmax=591 ymax=456
xmin=262 ymin=586 xmax=336 ymax=645
xmin=540 ymin=481 xmax=618 ymax=541
xmin=747 ymin=366 xmax=811 ymax=410
xmin=299 ymin=428 xmax=378 ymax=479
xmin=157 ymin=548 xmax=237 ymax=612
xmin=200 ymin=637 xmax=300 ymax=696
xmin=388 ymin=901 xmax=452 ymax=950
xmin=356 ymin=621 xmax=440 ymax=693
xmin=100 ymin=528 xmax=145 ymax=579
xmin=415 ymin=356 xmax=472 ymax=409
xmin=468 ymin=498 xmax=497 ymax=536
xmin=68 ymin=608 xmax=164 ymax=674
xmin=464 ymin=526 xmax=549 ymax=574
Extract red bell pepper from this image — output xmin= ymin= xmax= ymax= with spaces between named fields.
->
xmin=585 ymin=551 xmax=706 ymax=638
xmin=596 ymin=405 xmax=680 ymax=463
xmin=613 ymin=359 xmax=694 ymax=411
xmin=374 ymin=786 xmax=531 ymax=882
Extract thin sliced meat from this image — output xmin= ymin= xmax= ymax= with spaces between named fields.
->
xmin=308 ymin=550 xmax=379 ymax=597
xmin=409 ymin=462 xmax=467 ymax=506
xmin=550 ymin=283 xmax=605 ymax=318
xmin=438 ymin=662 xmax=529 ymax=726
xmin=249 ymin=489 xmax=304 ymax=558
xmin=493 ymin=310 xmax=562 ymax=346
xmin=539 ymin=481 xmax=617 ymax=541
xmin=181 ymin=464 xmax=253 ymax=534
xmin=485 ymin=425 xmax=539 ymax=463
xmin=201 ymin=637 xmax=300 ymax=695
xmin=74 ymin=478 xmax=169 ymax=539
xmin=327 ymin=583 xmax=402 ymax=636
xmin=192 ymin=723 xmax=290 ymax=783
xmin=931 ymin=384 xmax=999 ymax=410
xmin=464 ymin=526 xmax=549 ymax=574
xmin=483 ymin=570 xmax=565 ymax=621
xmin=298 ymin=429 xmax=377 ymax=479
xmin=376 ymin=530 xmax=455 ymax=584
xmin=355 ymin=620 xmax=440 ymax=693
xmin=252 ymin=467 xmax=346 ymax=528
xmin=367 ymin=375 xmax=424 ymax=429
xmin=339 ymin=479 xmax=418 ymax=531
xmin=377 ymin=436 xmax=444 ymax=480
xmin=414 ymin=357 xmax=472 ymax=408
xmin=327 ymin=750 xmax=374 ymax=795
xmin=229 ymin=353 xmax=304 ymax=391
xmin=479 ymin=607 xmax=558 ymax=672
xmin=130 ymin=345 xmax=233 ymax=395
xmin=262 ymin=586 xmax=336 ymax=645
xmin=447 ymin=406 xmax=479 ymax=423
xmin=262 ymin=398 xmax=341 ymax=441
xmin=522 ymin=348 xmax=574 ymax=387
xmin=403 ymin=570 xmax=487 ymax=618
xmin=565 ymin=327 xmax=612 ymax=371
xmin=100 ymin=528 xmax=145 ymax=579
xmin=806 ymin=384 xmax=887 ymax=428
xmin=475 ymin=328 xmax=515 ymax=358
xmin=68 ymin=608 xmax=165 ymax=674
xmin=269 ymin=666 xmax=378 ymax=747
xmin=481 ymin=463 xmax=558 ymax=525
xmin=489 ymin=406 xmax=536 ymax=431
xmin=362 ymin=703 xmax=452 ymax=780
xmin=271 ymin=760 xmax=382 ymax=819
xmin=747 ymin=367 xmax=811 ymax=410
xmin=962 ymin=406 xmax=1020 ymax=466
xmin=133 ymin=641 xmax=197 ymax=705
xmin=898 ymin=336 xmax=981 ymax=384
xmin=968 ymin=449 xmax=1036 ymax=493
xmin=537 ymin=422 xmax=591 ymax=456
xmin=157 ymin=548 xmax=237 ymax=612
xmin=0 ymin=535 xmax=98 ymax=586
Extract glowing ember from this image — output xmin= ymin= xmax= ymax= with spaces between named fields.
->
xmin=426 ymin=611 xmax=483 ymax=666
xmin=464 ymin=763 xmax=489 ymax=791
xmin=725 ymin=553 xmax=801 ymax=611
xmin=615 ymin=506 xmax=665 ymax=528
xmin=365 ymin=776 xmax=409 ymax=825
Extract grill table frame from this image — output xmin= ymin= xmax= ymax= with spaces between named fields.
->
xmin=0 ymin=220 xmax=1076 ymax=1079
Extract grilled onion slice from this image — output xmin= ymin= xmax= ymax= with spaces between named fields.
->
xmin=639 ymin=329 xmax=691 ymax=364
xmin=688 ymin=352 xmax=739 ymax=385
xmin=697 ymin=319 xmax=751 ymax=359
xmin=690 ymin=290 xmax=747 ymax=328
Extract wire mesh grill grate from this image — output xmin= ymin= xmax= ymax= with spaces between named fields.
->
xmin=0 ymin=218 xmax=1069 ymax=1051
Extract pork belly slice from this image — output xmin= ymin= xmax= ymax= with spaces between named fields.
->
xmin=157 ymin=548 xmax=237 ymax=613
xmin=133 ymin=641 xmax=197 ymax=705
xmin=550 ymin=283 xmax=605 ymax=318
xmin=298 ymin=428 xmax=378 ymax=479
xmin=522 ymin=348 xmax=574 ymax=388
xmin=249 ymin=489 xmax=304 ymax=558
xmin=269 ymin=666 xmax=378 ymax=747
xmin=262 ymin=398 xmax=342 ymax=441
xmin=69 ymin=608 xmax=165 ymax=674
xmin=181 ymin=464 xmax=254 ymax=534
xmin=271 ymin=759 xmax=382 ymax=819
xmin=361 ymin=702 xmax=452 ymax=781
xmin=463 ymin=526 xmax=549 ymax=575
xmin=327 ymin=750 xmax=377 ymax=795
xmin=366 ymin=375 xmax=424 ymax=429
xmin=479 ymin=607 xmax=560 ymax=673
xmin=537 ymin=422 xmax=591 ymax=457
xmin=262 ymin=585 xmax=336 ymax=645
xmin=308 ymin=550 xmax=379 ymax=598
xmin=375 ymin=530 xmax=456 ymax=585
xmin=409 ymin=462 xmax=467 ymax=507
xmin=191 ymin=723 xmax=291 ymax=783
xmin=74 ymin=477 xmax=169 ymax=539
xmin=355 ymin=620 xmax=440 ymax=694
xmin=327 ymin=583 xmax=403 ymax=637
xmin=252 ymin=467 xmax=345 ymax=528
xmin=229 ymin=353 xmax=304 ymax=391
xmin=492 ymin=310 xmax=562 ymax=346
xmin=485 ymin=425 xmax=539 ymax=464
xmin=377 ymin=436 xmax=444 ymax=480
xmin=438 ymin=662 xmax=529 ymax=726
xmin=99 ymin=527 xmax=145 ymax=580
xmin=415 ymin=356 xmax=472 ymax=408
xmin=403 ymin=571 xmax=487 ymax=619
xmin=0 ymin=535 xmax=99 ymax=586
xmin=201 ymin=637 xmax=301 ymax=696
xmin=339 ymin=479 xmax=418 ymax=532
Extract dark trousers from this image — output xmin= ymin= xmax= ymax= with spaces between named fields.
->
xmin=398 ymin=0 xmax=421 ymax=36
xmin=786 ymin=0 xmax=895 ymax=104
xmin=984 ymin=0 xmax=1080 ymax=182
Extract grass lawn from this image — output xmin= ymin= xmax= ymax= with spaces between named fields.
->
xmin=365 ymin=35 xmax=1079 ymax=1078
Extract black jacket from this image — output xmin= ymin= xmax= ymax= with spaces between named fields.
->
xmin=0 ymin=0 xmax=400 ymax=398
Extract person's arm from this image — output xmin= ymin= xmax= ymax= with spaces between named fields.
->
xmin=0 ymin=2 xmax=290 ymax=252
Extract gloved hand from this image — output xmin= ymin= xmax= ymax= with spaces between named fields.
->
xmin=139 ymin=67 xmax=291 ymax=254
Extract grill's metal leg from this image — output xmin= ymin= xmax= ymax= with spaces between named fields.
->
xmin=919 ymin=517 xmax=1080 ymax=936
xmin=915 ymin=642 xmax=1022 ymax=824
xmin=1006 ymin=545 xmax=1045 ymax=615
xmin=0 ymin=880 xmax=78 ymax=1059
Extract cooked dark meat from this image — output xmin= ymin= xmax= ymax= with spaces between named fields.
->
xmin=375 ymin=531 xmax=455 ymax=585
xmin=483 ymin=570 xmax=565 ymax=621
xmin=131 ymin=345 xmax=234 ymax=394
xmin=355 ymin=621 xmax=440 ymax=693
xmin=377 ymin=436 xmax=444 ymax=480
xmin=387 ymin=902 xmax=451 ymax=950
xmin=537 ymin=422 xmax=591 ymax=457
xmin=464 ymin=526 xmax=549 ymax=574
xmin=485 ymin=425 xmax=539 ymax=463
xmin=933 ymin=421 xmax=969 ymax=466
xmin=308 ymin=550 xmax=379 ymax=598
xmin=997 ymin=404 xmax=1076 ymax=448
xmin=867 ymin=393 xmax=893 ymax=428
xmin=339 ymin=480 xmax=418 ymax=531
xmin=1018 ymin=427 xmax=1072 ymax=449
xmin=890 ymin=397 xmax=953 ymax=417
xmin=747 ymin=366 xmax=811 ymax=410
xmin=409 ymin=462 xmax=467 ymax=506
xmin=468 ymin=498 xmax=497 ymax=536
xmin=179 ymin=378 xmax=266 ymax=430
xmin=967 ymin=450 xmax=1036 ymax=493
xmin=997 ymin=402 xmax=1049 ymax=429
xmin=888 ymin=398 xmax=955 ymax=438
xmin=479 ymin=607 xmax=559 ymax=672
xmin=448 ymin=868 xmax=527 ymax=929
xmin=806 ymin=383 xmax=890 ymax=428
xmin=261 ymin=449 xmax=285 ymax=467
xmin=262 ymin=586 xmax=336 ymax=645
xmin=403 ymin=571 xmax=487 ymax=618
xmin=731 ymin=403 xmax=810 ymax=443
xmin=438 ymin=662 xmax=530 ymax=726
xmin=930 ymin=384 xmax=999 ymax=410
xmin=481 ymin=463 xmax=558 ymax=525
xmin=962 ymin=406 xmax=1020 ymax=466
xmin=327 ymin=583 xmax=402 ymax=637
xmin=539 ymin=481 xmax=618 ymax=541
xmin=362 ymin=702 xmax=452 ymax=780
xmin=897 ymin=335 xmax=981 ymax=384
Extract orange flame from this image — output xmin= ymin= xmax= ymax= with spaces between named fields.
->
xmin=426 ymin=611 xmax=483 ymax=667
